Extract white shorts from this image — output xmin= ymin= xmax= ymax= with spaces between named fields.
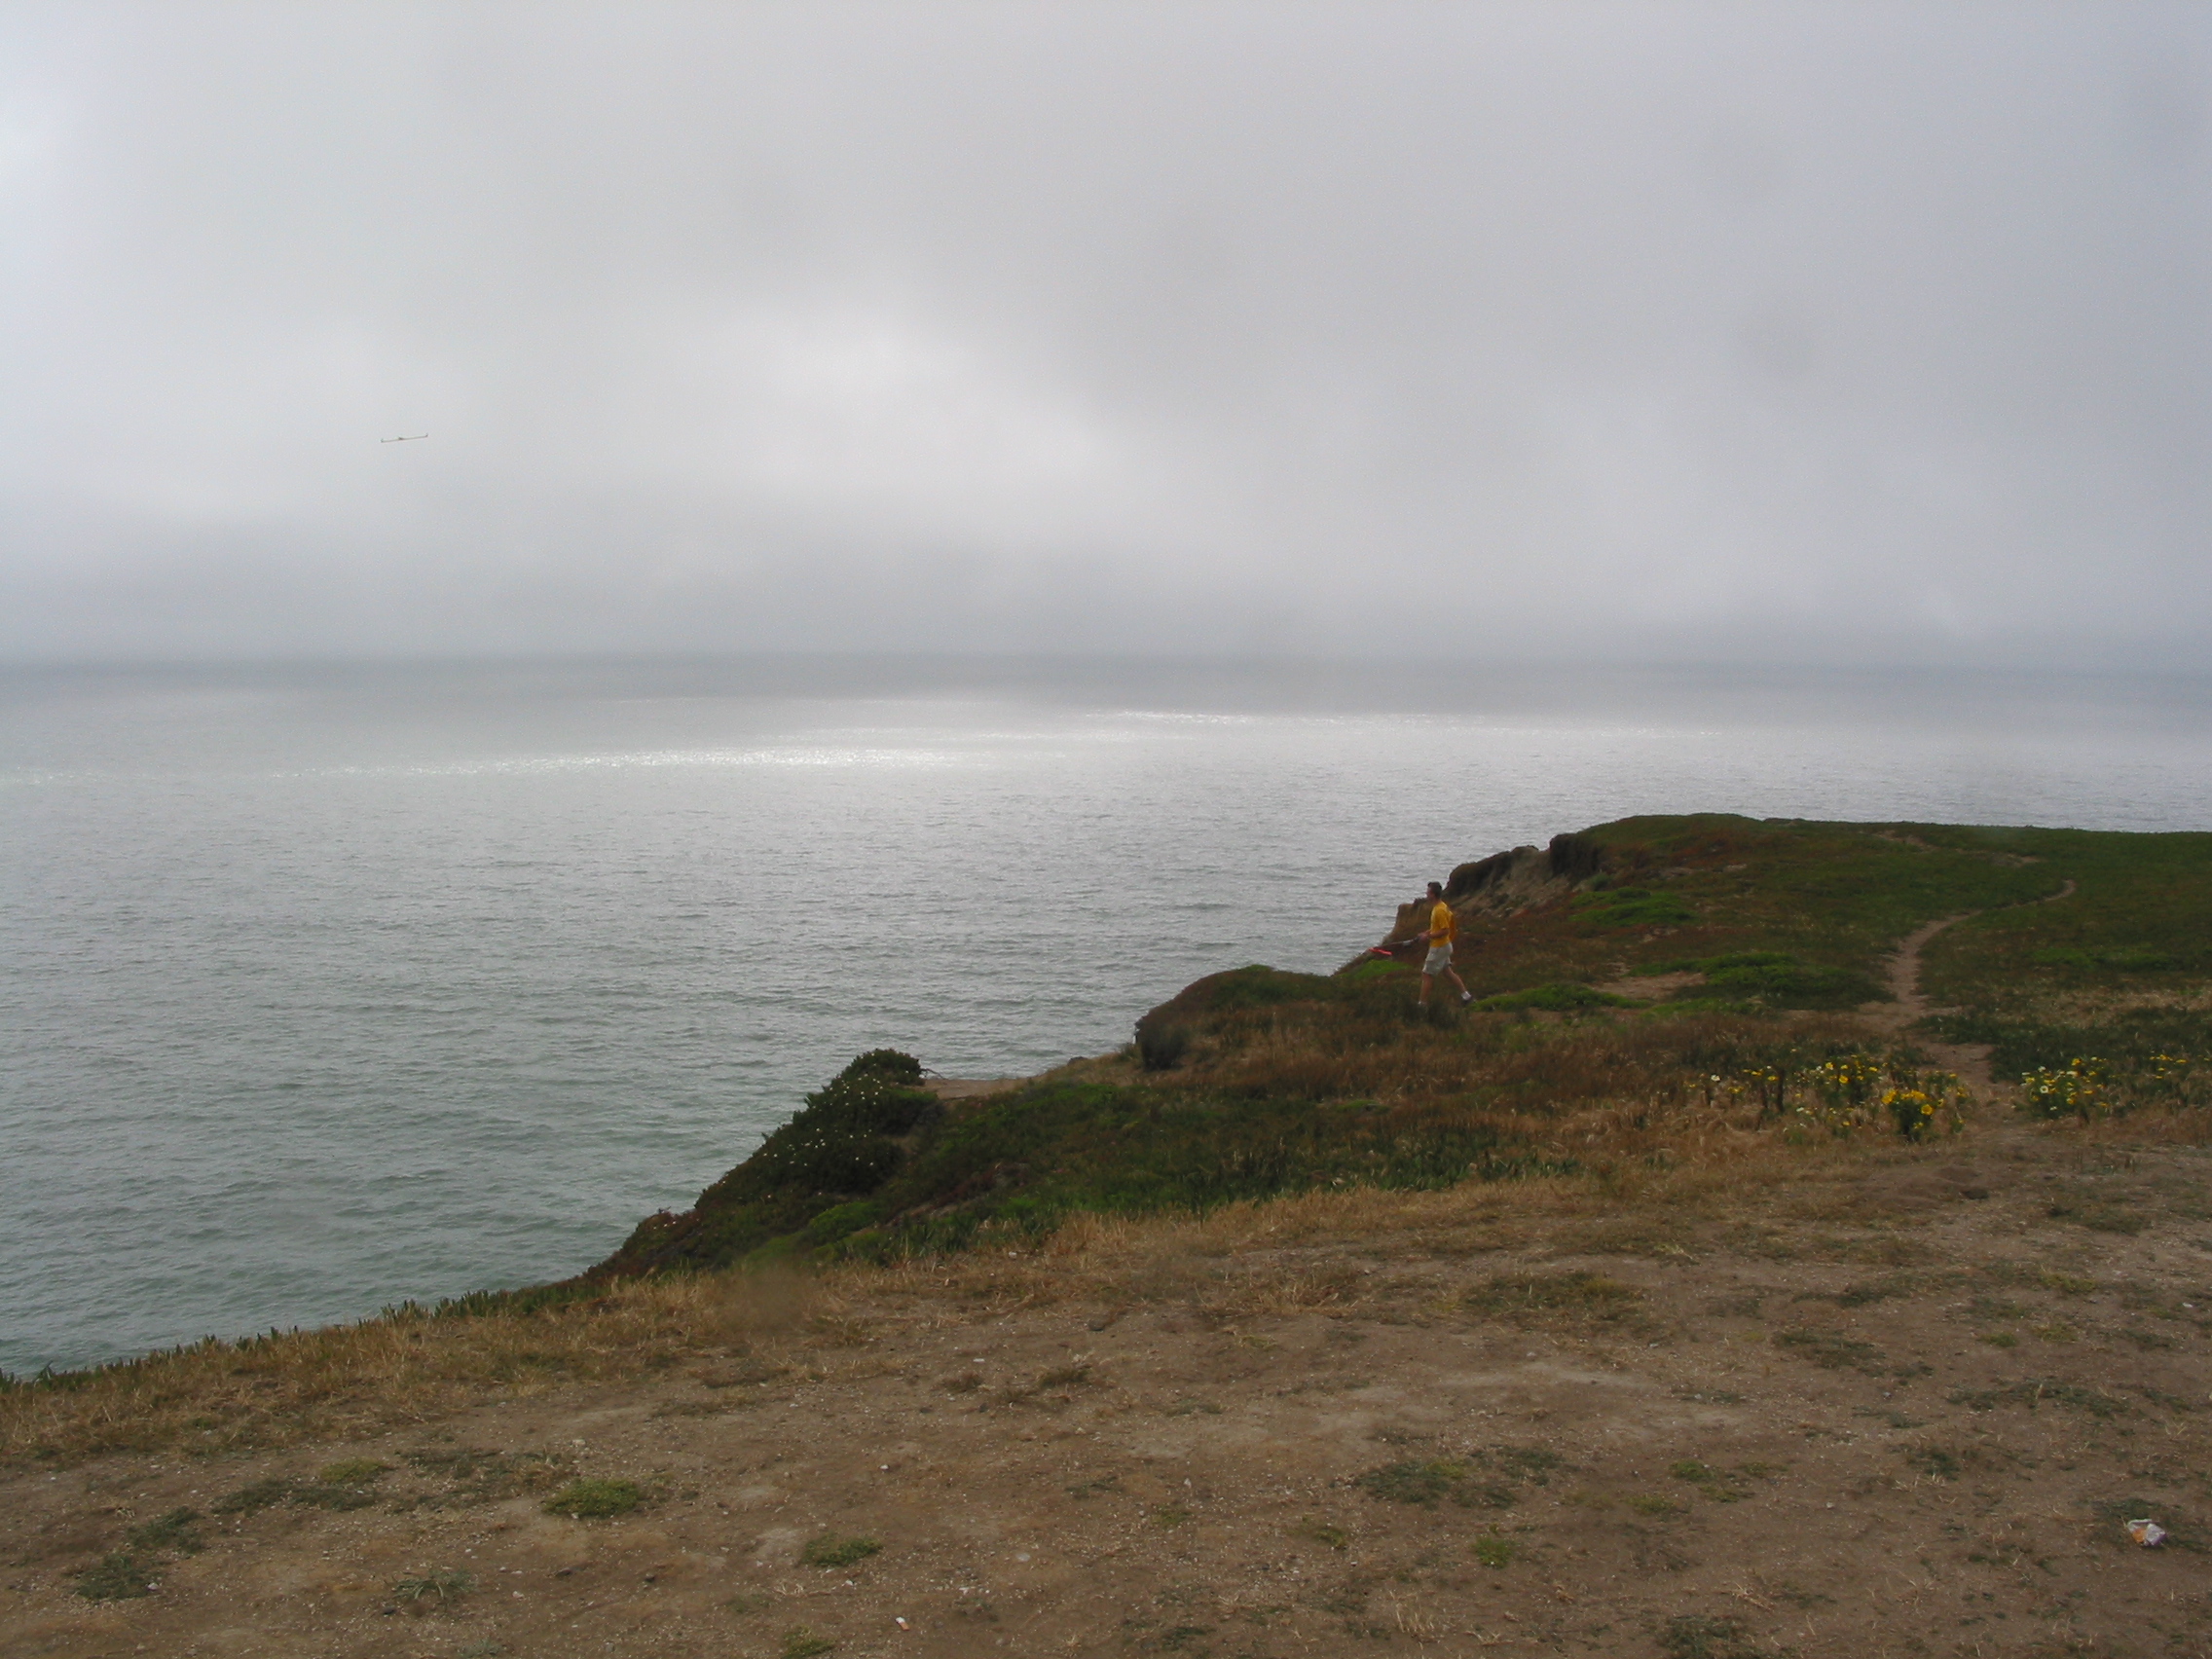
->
xmin=1423 ymin=943 xmax=1454 ymax=974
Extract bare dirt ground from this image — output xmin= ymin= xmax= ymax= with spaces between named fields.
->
xmin=7 ymin=927 xmax=2211 ymax=1659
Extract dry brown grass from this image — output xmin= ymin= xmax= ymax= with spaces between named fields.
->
xmin=0 ymin=1270 xmax=820 ymax=1467
xmin=2042 ymin=1107 xmax=2212 ymax=1147
xmin=0 ymin=1050 xmax=1919 ymax=1475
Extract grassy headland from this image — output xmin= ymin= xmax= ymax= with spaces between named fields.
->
xmin=584 ymin=814 xmax=2212 ymax=1280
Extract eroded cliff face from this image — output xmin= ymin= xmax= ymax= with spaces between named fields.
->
xmin=1384 ymin=831 xmax=1607 ymax=943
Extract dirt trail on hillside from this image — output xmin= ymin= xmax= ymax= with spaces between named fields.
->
xmin=1863 ymin=878 xmax=2078 ymax=1098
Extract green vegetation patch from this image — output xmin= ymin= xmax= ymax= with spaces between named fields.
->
xmin=1472 ymin=1531 xmax=1520 ymax=1568
xmin=1573 ymin=888 xmax=1697 ymax=931
xmin=1773 ymin=1327 xmax=1886 ymax=1373
xmin=798 ymin=1532 xmax=881 ymax=1568
xmin=543 ymin=1478 xmax=645 ymax=1519
xmin=125 ymin=1507 xmax=204 ymax=1554
xmin=1949 ymin=1379 xmax=2130 ymax=1418
xmin=1355 ymin=1449 xmax=1552 ymax=1511
xmin=1645 ymin=950 xmax=1882 ymax=1011
xmin=1356 ymin=1459 xmax=1469 ymax=1507
xmin=1471 ymin=982 xmax=1635 ymax=1014
xmin=74 ymin=1550 xmax=159 ymax=1602
xmin=72 ymin=1507 xmax=205 ymax=1602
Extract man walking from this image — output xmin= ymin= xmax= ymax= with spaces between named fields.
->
xmin=1416 ymin=880 xmax=1473 ymax=1008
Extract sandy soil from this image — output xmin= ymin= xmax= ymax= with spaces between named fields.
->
xmin=7 ymin=921 xmax=2211 ymax=1659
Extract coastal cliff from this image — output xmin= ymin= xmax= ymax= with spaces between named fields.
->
xmin=584 ymin=813 xmax=2212 ymax=1284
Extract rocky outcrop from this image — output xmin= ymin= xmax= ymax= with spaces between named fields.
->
xmin=1384 ymin=831 xmax=1607 ymax=944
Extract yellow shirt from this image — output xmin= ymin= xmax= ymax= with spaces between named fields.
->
xmin=1431 ymin=900 xmax=1456 ymax=944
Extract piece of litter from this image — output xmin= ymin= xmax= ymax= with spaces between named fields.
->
xmin=2126 ymin=1518 xmax=2167 ymax=1548
xmin=896 ymin=1615 xmax=909 ymax=1629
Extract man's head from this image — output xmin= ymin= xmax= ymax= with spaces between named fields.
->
xmin=1426 ymin=881 xmax=1444 ymax=901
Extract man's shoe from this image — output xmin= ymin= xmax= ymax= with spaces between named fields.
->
xmin=1460 ymin=991 xmax=1473 ymax=1004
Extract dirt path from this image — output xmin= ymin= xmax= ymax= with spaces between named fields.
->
xmin=1866 ymin=880 xmax=2079 ymax=1099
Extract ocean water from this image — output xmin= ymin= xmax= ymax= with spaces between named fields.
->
xmin=4 ymin=655 xmax=2210 ymax=1377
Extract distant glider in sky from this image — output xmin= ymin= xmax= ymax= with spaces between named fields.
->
xmin=379 ymin=433 xmax=428 ymax=443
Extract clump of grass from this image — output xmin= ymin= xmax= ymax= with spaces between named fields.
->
xmin=1151 ymin=1506 xmax=1193 ymax=1529
xmin=292 ymin=1480 xmax=380 ymax=1510
xmin=1472 ymin=1531 xmax=1519 ymax=1568
xmin=542 ymin=1478 xmax=644 ymax=1519
xmin=126 ymin=1507 xmax=203 ymax=1553
xmin=798 ymin=1531 xmax=880 ymax=1568
xmin=1772 ymin=1327 xmax=1884 ymax=1373
xmin=1669 ymin=1460 xmax=1733 ymax=1495
xmin=1292 ymin=1518 xmax=1348 ymax=1549
xmin=72 ymin=1506 xmax=204 ymax=1602
xmin=1668 ymin=1459 xmax=1775 ymax=1502
xmin=393 ymin=1568 xmax=474 ymax=1604
xmin=781 ymin=1631 xmax=836 ymax=1659
xmin=1625 ymin=1493 xmax=1681 ymax=1516
xmin=1356 ymin=1459 xmax=1466 ymax=1506
xmin=1949 ymin=1379 xmax=2129 ymax=1418
xmin=1486 ymin=1445 xmax=1565 ymax=1484
xmin=1036 ymin=1363 xmax=1092 ymax=1388
xmin=1902 ymin=1447 xmax=1961 ymax=1480
xmin=73 ymin=1549 xmax=159 ymax=1602
xmin=211 ymin=1477 xmax=295 ymax=1515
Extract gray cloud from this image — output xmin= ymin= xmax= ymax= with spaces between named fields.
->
xmin=1 ymin=2 xmax=2204 ymax=664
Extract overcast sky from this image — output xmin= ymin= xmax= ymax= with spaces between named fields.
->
xmin=0 ymin=2 xmax=2204 ymax=666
